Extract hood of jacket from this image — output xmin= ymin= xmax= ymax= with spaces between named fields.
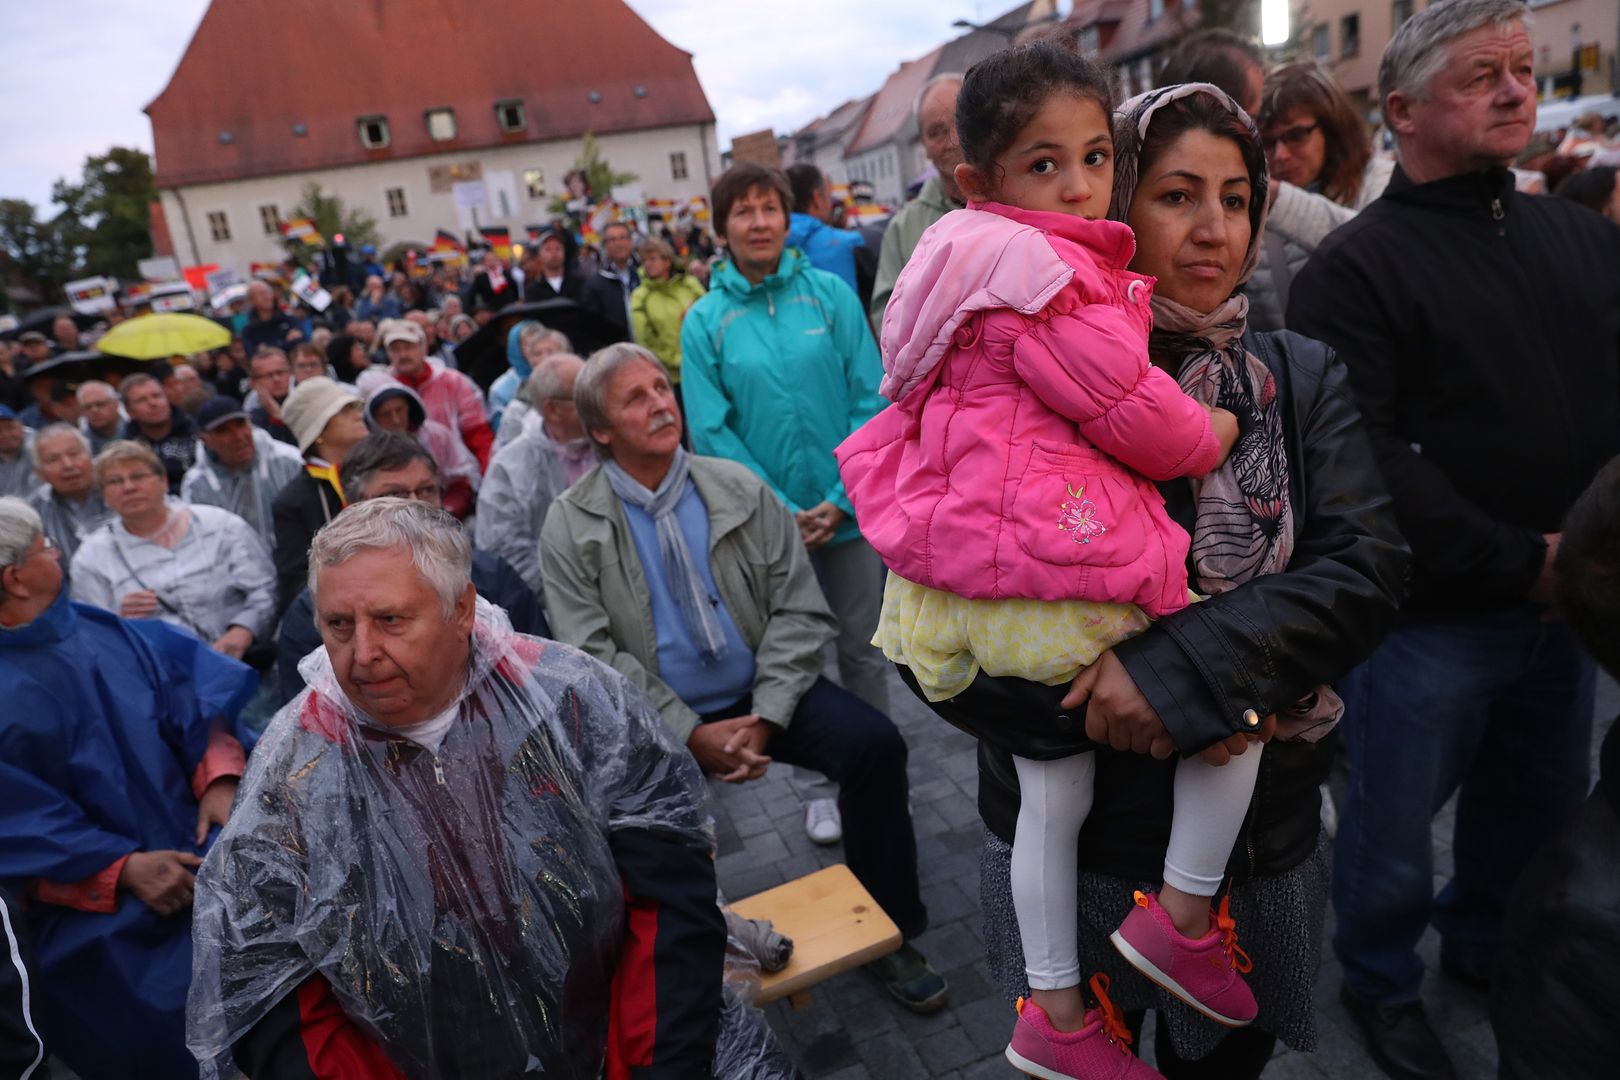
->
xmin=505 ymin=321 xmax=537 ymax=381
xmin=709 ymin=245 xmax=809 ymax=302
xmin=879 ymin=202 xmax=1137 ymax=401
xmin=786 ymin=213 xmax=829 ymax=250
xmin=365 ymin=382 xmax=427 ymax=432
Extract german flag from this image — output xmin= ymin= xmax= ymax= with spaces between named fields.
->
xmin=431 ymin=228 xmax=464 ymax=253
xmin=479 ymin=227 xmax=512 ymax=260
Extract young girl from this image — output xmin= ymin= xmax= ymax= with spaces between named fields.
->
xmin=837 ymin=44 xmax=1259 ymax=1080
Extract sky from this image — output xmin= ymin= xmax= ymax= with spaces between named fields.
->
xmin=0 ymin=0 xmax=1050 ymax=213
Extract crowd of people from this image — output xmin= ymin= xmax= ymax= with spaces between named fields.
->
xmin=1 ymin=1 xmax=1617 ymax=1078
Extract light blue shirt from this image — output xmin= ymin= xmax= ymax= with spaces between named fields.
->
xmin=622 ymin=481 xmax=756 ymax=715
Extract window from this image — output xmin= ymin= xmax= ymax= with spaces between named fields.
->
xmin=495 ymin=100 xmax=526 ymax=132
xmin=1341 ymin=14 xmax=1361 ymax=58
xmin=1078 ymin=27 xmax=1100 ymax=55
xmin=207 ymin=211 xmax=231 ymax=242
xmin=258 ymin=204 xmax=280 ymax=235
xmin=358 ymin=115 xmax=390 ymax=149
xmin=386 ymin=187 xmax=408 ymax=217
xmin=1148 ymin=0 xmax=1165 ymax=21
xmin=670 ymin=151 xmax=689 ymax=180
xmin=1311 ymin=24 xmax=1332 ymax=61
xmin=426 ymin=108 xmax=457 ymax=142
xmin=524 ymin=168 xmax=546 ymax=199
xmin=1392 ymin=0 xmax=1413 ymax=30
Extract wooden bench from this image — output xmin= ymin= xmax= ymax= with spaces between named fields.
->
xmin=729 ymin=863 xmax=901 ymax=1010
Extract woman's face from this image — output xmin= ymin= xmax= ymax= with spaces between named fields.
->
xmin=1126 ymin=128 xmax=1254 ymax=314
xmin=642 ymin=251 xmax=671 ymax=281
xmin=1263 ymin=106 xmax=1327 ymax=189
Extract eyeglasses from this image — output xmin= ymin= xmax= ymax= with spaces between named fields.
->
xmin=1263 ymin=122 xmax=1320 ymax=151
xmin=369 ymin=484 xmax=441 ymax=503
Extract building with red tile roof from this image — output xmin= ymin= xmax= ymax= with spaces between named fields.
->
xmin=147 ymin=0 xmax=719 ymax=271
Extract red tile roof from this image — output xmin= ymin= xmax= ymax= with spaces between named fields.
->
xmin=145 ymin=0 xmax=716 ymax=189
xmin=844 ymin=48 xmax=944 ymax=157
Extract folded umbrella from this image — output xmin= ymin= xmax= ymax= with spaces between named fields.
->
xmin=96 ymin=312 xmax=232 ymax=360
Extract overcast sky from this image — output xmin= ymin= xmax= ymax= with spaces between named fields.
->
xmin=0 ymin=0 xmax=1044 ymax=212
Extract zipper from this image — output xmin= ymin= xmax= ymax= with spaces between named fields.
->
xmin=1491 ymin=197 xmax=1504 ymax=221
xmin=767 ymin=292 xmax=775 ymax=317
xmin=432 ymin=756 xmax=446 ymax=786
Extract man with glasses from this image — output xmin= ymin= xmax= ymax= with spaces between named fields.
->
xmin=70 ymin=441 xmax=274 ymax=662
xmin=273 ymin=431 xmax=545 ymax=704
xmin=0 ymin=494 xmax=256 ymax=1080
xmin=475 ymin=353 xmax=593 ymax=598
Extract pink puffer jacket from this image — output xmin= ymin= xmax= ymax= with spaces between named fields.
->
xmin=835 ymin=202 xmax=1219 ymax=616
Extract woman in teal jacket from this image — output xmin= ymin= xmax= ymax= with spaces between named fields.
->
xmin=680 ymin=164 xmax=890 ymax=714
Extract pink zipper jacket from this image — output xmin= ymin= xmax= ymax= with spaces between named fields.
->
xmin=835 ymin=202 xmax=1219 ymax=616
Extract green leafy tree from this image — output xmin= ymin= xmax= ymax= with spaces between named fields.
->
xmin=0 ymin=198 xmax=79 ymax=304
xmin=51 ymin=146 xmax=155 ymax=282
xmin=548 ymin=133 xmax=639 ymax=217
xmin=287 ymin=182 xmax=380 ymax=253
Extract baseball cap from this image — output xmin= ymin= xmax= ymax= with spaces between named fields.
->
xmin=196 ymin=397 xmax=250 ymax=432
xmin=17 ymin=331 xmax=47 ymax=345
xmin=379 ymin=319 xmax=425 ymax=347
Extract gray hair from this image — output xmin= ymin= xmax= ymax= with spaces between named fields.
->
xmin=574 ymin=343 xmax=667 ymax=461
xmin=308 ymin=497 xmax=472 ymax=619
xmin=914 ymin=72 xmax=964 ymax=125
xmin=120 ymin=372 xmax=160 ymax=405
xmin=0 ymin=497 xmax=43 ymax=592
xmin=518 ymin=322 xmax=569 ymax=354
xmin=523 ymin=352 xmax=585 ymax=408
xmin=1379 ymin=0 xmax=1530 ymax=132
xmin=34 ymin=423 xmax=90 ymax=456
xmin=76 ymin=379 xmax=116 ymax=405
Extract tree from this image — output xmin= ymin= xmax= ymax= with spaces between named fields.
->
xmin=547 ymin=133 xmax=639 ymax=217
xmin=51 ymin=146 xmax=155 ymax=282
xmin=0 ymin=198 xmax=78 ymax=305
xmin=287 ymin=182 xmax=380 ymax=253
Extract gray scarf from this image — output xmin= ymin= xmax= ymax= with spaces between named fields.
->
xmin=603 ymin=448 xmax=729 ymax=663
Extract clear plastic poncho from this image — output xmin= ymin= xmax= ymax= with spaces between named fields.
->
xmin=186 ymin=599 xmax=795 ymax=1078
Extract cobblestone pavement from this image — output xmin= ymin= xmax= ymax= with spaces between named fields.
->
xmin=713 ymin=669 xmax=1618 ymax=1079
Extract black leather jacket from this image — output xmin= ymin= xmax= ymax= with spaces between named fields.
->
xmin=967 ymin=330 xmax=1410 ymax=882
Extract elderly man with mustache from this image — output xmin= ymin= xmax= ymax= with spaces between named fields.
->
xmin=540 ymin=343 xmax=947 ymax=1012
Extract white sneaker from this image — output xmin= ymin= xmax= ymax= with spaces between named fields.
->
xmin=803 ymin=798 xmax=842 ymax=845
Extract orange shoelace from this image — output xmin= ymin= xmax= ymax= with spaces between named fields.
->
xmin=1215 ymin=895 xmax=1254 ymax=974
xmin=1089 ymin=973 xmax=1135 ymax=1054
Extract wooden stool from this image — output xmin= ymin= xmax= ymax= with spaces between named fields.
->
xmin=729 ymin=863 xmax=901 ymax=1011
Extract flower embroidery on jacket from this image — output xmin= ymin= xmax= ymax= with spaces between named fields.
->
xmin=1058 ymin=482 xmax=1108 ymax=544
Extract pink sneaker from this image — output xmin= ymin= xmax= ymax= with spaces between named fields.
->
xmin=1109 ymin=890 xmax=1257 ymax=1027
xmin=1004 ymin=975 xmax=1165 ymax=1080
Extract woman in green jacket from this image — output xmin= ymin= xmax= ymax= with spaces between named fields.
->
xmin=680 ymin=163 xmax=890 ymax=716
xmin=630 ymin=237 xmax=706 ymax=388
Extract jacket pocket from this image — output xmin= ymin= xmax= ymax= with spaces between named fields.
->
xmin=1010 ymin=441 xmax=1148 ymax=568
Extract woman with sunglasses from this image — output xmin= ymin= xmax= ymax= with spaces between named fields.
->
xmin=1247 ymin=62 xmax=1395 ymax=331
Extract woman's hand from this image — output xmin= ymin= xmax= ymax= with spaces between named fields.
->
xmin=119 ymin=590 xmax=161 ymax=619
xmin=1063 ymin=650 xmax=1176 ymax=759
xmin=1207 ymin=406 xmax=1241 ymax=466
xmin=795 ymin=502 xmax=846 ymax=550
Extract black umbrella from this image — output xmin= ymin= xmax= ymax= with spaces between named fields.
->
xmin=18 ymin=350 xmax=112 ymax=386
xmin=2 ymin=306 xmax=101 ymax=342
xmin=451 ymin=300 xmax=625 ymax=392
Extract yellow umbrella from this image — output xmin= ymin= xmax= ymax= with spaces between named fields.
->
xmin=95 ymin=312 xmax=232 ymax=360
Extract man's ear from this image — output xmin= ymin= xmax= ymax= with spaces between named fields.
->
xmin=1384 ymin=90 xmax=1419 ymax=142
xmin=453 ymin=581 xmax=477 ymax=636
xmin=954 ymin=162 xmax=994 ymax=203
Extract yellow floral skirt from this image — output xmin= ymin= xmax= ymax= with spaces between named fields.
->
xmin=874 ymin=571 xmax=1173 ymax=702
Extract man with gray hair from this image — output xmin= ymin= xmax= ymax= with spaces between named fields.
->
xmin=541 ymin=344 xmax=948 ymax=1013
xmin=187 ymin=497 xmax=762 ymax=1077
xmin=26 ymin=422 xmax=110 ymax=562
xmin=0 ymin=494 xmax=255 ymax=1080
xmin=76 ymin=379 xmax=124 ymax=454
xmin=1288 ymin=3 xmax=1620 ymax=1076
xmin=870 ymin=72 xmax=964 ymax=321
xmin=476 ymin=352 xmax=593 ymax=596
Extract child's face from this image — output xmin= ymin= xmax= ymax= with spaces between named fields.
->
xmin=964 ymin=94 xmax=1114 ymax=219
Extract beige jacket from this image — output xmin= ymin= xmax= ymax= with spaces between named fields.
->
xmin=539 ymin=455 xmax=837 ymax=742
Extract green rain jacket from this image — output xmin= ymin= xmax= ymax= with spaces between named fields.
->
xmin=679 ymin=247 xmax=885 ymax=547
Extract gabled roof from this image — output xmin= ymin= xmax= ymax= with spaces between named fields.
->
xmin=794 ymin=95 xmax=874 ymax=155
xmin=1100 ymin=2 xmax=1199 ymax=63
xmin=844 ymin=48 xmax=944 ymax=157
xmin=1068 ymin=0 xmax=1134 ymax=31
xmin=145 ymin=0 xmax=715 ymax=189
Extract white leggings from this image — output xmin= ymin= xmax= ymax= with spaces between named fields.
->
xmin=1010 ymin=746 xmax=1264 ymax=991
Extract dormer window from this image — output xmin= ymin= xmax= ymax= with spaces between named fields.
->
xmin=426 ymin=108 xmax=457 ymax=141
xmin=358 ymin=115 xmax=390 ymax=149
xmin=495 ymin=100 xmax=527 ymax=132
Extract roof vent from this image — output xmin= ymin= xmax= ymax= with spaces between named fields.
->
xmin=292 ymin=122 xmax=308 ymax=136
xmin=588 ymin=90 xmax=603 ymax=104
xmin=218 ymin=131 xmax=234 ymax=144
xmin=633 ymin=85 xmax=648 ymax=98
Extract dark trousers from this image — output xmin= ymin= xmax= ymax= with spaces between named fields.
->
xmin=703 ymin=677 xmax=928 ymax=939
xmin=1333 ymin=608 xmax=1596 ymax=1004
xmin=1124 ymin=1011 xmax=1276 ymax=1079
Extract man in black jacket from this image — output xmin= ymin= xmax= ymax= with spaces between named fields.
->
xmin=521 ymin=229 xmax=587 ymax=304
xmin=1287 ymin=3 xmax=1620 ymax=1077
xmin=581 ymin=221 xmax=639 ymax=339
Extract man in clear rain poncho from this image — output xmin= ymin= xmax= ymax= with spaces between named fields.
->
xmin=187 ymin=497 xmax=790 ymax=1078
